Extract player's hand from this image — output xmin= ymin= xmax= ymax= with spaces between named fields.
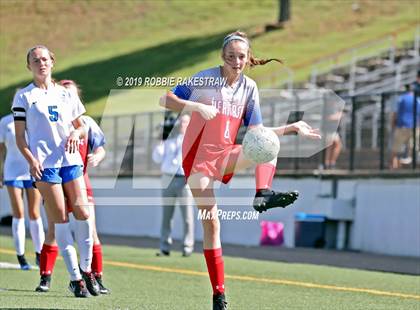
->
xmin=29 ymin=160 xmax=43 ymax=180
xmin=0 ymin=179 xmax=3 ymax=188
xmin=196 ymin=103 xmax=218 ymax=120
xmin=87 ymin=153 xmax=101 ymax=167
xmin=66 ymin=131 xmax=80 ymax=153
xmin=294 ymin=121 xmax=322 ymax=139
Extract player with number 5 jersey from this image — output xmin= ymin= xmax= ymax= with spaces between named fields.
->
xmin=12 ymin=45 xmax=99 ymax=298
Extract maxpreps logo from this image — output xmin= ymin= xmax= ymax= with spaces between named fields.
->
xmin=197 ymin=209 xmax=259 ymax=221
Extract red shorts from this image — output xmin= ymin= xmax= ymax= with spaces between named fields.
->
xmin=183 ymin=144 xmax=242 ymax=184
xmin=66 ymin=173 xmax=94 ymax=213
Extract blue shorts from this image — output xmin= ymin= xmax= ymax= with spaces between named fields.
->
xmin=4 ymin=180 xmax=34 ymax=189
xmin=36 ymin=165 xmax=83 ymax=184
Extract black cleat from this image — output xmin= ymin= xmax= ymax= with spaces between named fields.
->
xmin=95 ymin=275 xmax=110 ymax=294
xmin=156 ymin=250 xmax=170 ymax=257
xmin=35 ymin=275 xmax=51 ymax=292
xmin=35 ymin=252 xmax=41 ymax=267
xmin=213 ymin=293 xmax=228 ymax=310
xmin=81 ymin=270 xmax=100 ymax=296
xmin=253 ymin=189 xmax=299 ymax=213
xmin=17 ymin=254 xmax=32 ymax=270
xmin=69 ymin=280 xmax=89 ymax=298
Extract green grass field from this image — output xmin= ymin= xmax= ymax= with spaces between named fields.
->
xmin=0 ymin=235 xmax=419 ymax=309
xmin=0 ymin=0 xmax=418 ymax=117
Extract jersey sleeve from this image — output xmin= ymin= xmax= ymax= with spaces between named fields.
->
xmin=11 ymin=92 xmax=28 ymax=122
xmin=85 ymin=117 xmax=106 ymax=151
xmin=172 ymin=84 xmax=192 ymax=100
xmin=69 ymin=91 xmax=86 ymax=121
xmin=243 ymin=85 xmax=262 ymax=127
xmin=0 ymin=117 xmax=6 ymax=143
xmin=171 ymin=70 xmax=207 ymax=100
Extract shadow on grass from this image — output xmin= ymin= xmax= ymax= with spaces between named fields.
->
xmin=0 ymin=30 xmax=233 ymax=116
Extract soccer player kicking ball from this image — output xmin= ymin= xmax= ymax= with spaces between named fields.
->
xmin=13 ymin=46 xmax=98 ymax=298
xmin=160 ymin=31 xmax=321 ymax=309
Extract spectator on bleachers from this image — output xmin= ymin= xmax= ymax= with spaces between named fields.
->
xmin=413 ymin=70 xmax=420 ymax=94
xmin=323 ymin=96 xmax=343 ymax=170
xmin=390 ymin=84 xmax=420 ymax=169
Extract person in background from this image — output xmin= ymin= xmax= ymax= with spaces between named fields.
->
xmin=153 ymin=113 xmax=195 ymax=257
xmin=390 ymin=84 xmax=420 ymax=169
xmin=0 ymin=111 xmax=44 ymax=270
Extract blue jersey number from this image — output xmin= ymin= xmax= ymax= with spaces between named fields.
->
xmin=48 ymin=106 xmax=58 ymax=122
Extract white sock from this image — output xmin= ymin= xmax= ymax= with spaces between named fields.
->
xmin=29 ymin=218 xmax=45 ymax=253
xmin=12 ymin=217 xmax=25 ymax=256
xmin=55 ymin=223 xmax=81 ymax=281
xmin=74 ymin=219 xmax=93 ymax=273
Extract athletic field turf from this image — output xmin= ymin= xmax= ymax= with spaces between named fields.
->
xmin=0 ymin=235 xmax=418 ymax=309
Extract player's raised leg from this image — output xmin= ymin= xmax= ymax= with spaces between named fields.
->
xmin=222 ymin=145 xmax=299 ymax=213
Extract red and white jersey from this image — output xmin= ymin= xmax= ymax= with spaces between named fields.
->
xmin=172 ymin=66 xmax=263 ymax=181
xmin=172 ymin=67 xmax=262 ymax=158
xmin=12 ymin=82 xmax=85 ymax=168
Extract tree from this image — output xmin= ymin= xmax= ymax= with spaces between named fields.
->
xmin=278 ymin=0 xmax=291 ymax=23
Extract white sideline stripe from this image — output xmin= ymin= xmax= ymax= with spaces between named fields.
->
xmin=0 ymin=262 xmax=21 ymax=269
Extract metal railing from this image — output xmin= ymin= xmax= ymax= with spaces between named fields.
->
xmin=89 ymin=90 xmax=419 ymax=177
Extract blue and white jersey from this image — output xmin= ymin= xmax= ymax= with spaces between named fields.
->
xmin=81 ymin=115 xmax=106 ymax=152
xmin=11 ymin=82 xmax=85 ymax=168
xmin=0 ymin=114 xmax=31 ymax=181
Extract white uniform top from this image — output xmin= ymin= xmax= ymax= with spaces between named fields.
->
xmin=12 ymin=82 xmax=85 ymax=168
xmin=0 ymin=114 xmax=31 ymax=181
xmin=152 ymin=134 xmax=184 ymax=175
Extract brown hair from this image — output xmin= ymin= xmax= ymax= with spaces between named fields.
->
xmin=222 ymin=31 xmax=282 ymax=68
xmin=26 ymin=45 xmax=55 ymax=65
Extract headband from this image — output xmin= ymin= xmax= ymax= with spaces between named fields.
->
xmin=222 ymin=35 xmax=249 ymax=48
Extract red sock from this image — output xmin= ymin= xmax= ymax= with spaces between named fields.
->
xmin=204 ymin=248 xmax=225 ymax=295
xmin=40 ymin=244 xmax=58 ymax=276
xmin=91 ymin=244 xmax=103 ymax=276
xmin=255 ymin=163 xmax=276 ymax=191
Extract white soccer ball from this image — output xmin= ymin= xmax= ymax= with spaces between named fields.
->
xmin=242 ymin=126 xmax=280 ymax=164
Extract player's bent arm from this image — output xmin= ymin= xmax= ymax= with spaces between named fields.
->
xmin=14 ymin=120 xmax=43 ymax=179
xmin=67 ymin=117 xmax=87 ymax=154
xmin=248 ymin=123 xmax=297 ymax=135
xmin=71 ymin=117 xmax=87 ymax=139
xmin=87 ymin=146 xmax=106 ymax=167
xmin=160 ymin=91 xmax=218 ymax=120
xmin=266 ymin=124 xmax=297 ymax=136
xmin=268 ymin=121 xmax=321 ymax=139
